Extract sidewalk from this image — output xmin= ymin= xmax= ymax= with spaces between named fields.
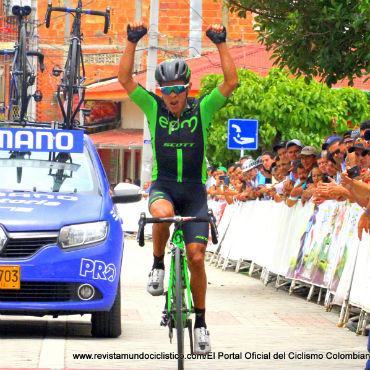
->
xmin=0 ymin=238 xmax=368 ymax=370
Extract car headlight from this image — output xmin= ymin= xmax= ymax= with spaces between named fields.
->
xmin=59 ymin=221 xmax=109 ymax=249
xmin=0 ymin=227 xmax=7 ymax=251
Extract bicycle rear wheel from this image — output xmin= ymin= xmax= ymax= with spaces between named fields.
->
xmin=64 ymin=38 xmax=78 ymax=128
xmin=175 ymin=247 xmax=185 ymax=370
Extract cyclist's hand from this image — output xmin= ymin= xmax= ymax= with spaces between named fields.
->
xmin=206 ymin=24 xmax=227 ymax=44
xmin=127 ymin=21 xmax=147 ymax=43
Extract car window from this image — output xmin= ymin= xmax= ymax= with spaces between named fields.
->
xmin=0 ymin=147 xmax=98 ymax=194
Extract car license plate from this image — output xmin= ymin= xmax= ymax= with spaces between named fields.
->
xmin=0 ymin=265 xmax=20 ymax=289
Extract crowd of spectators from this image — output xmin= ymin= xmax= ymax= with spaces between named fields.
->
xmin=206 ymin=120 xmax=370 ymax=240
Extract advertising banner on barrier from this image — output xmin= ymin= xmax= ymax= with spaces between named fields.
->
xmin=331 ymin=203 xmax=362 ymax=305
xmin=116 ymin=195 xmax=370 ymax=312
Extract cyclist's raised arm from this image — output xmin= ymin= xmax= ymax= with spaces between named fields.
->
xmin=118 ymin=21 xmax=147 ymax=94
xmin=206 ymin=24 xmax=238 ymax=98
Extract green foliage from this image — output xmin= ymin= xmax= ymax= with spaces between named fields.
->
xmin=225 ymin=0 xmax=370 ymax=87
xmin=201 ymin=68 xmax=370 ymax=165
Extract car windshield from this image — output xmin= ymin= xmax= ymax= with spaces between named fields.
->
xmin=0 ymin=148 xmax=98 ymax=194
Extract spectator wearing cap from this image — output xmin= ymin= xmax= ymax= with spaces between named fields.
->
xmin=300 ymin=146 xmax=318 ymax=181
xmin=343 ymin=130 xmax=354 ymax=149
xmin=242 ymin=159 xmax=261 ymax=188
xmin=208 ymin=166 xmax=228 ymax=201
xmin=348 ymin=139 xmax=370 ymax=182
xmin=273 ymin=141 xmax=289 ymax=162
xmin=286 ymin=139 xmax=303 ymax=163
xmin=238 ymin=159 xmax=263 ymax=201
xmin=217 ymin=166 xmax=227 ymax=176
xmin=254 ymin=156 xmax=267 ymax=186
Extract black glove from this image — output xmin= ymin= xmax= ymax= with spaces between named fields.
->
xmin=206 ymin=26 xmax=227 ymax=44
xmin=127 ymin=24 xmax=147 ymax=43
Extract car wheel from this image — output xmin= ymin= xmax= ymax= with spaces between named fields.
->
xmin=91 ymin=280 xmax=121 ymax=338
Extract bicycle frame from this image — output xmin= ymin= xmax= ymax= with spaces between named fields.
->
xmin=167 ymin=228 xmax=192 ymax=329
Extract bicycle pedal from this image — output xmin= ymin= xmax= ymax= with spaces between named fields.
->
xmin=160 ymin=311 xmax=169 ymax=326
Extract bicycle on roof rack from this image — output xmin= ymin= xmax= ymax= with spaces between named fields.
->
xmin=0 ymin=5 xmax=45 ymax=123
xmin=45 ymin=0 xmax=110 ymax=130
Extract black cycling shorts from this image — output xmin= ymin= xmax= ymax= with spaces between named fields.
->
xmin=148 ymin=181 xmax=209 ymax=245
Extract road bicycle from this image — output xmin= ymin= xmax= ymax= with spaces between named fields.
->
xmin=0 ymin=5 xmax=45 ymax=122
xmin=137 ymin=210 xmax=218 ymax=370
xmin=45 ymin=0 xmax=110 ymax=129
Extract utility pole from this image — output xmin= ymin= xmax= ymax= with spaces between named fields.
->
xmin=189 ymin=0 xmax=202 ymax=58
xmin=134 ymin=0 xmax=143 ymax=72
xmin=141 ymin=0 xmax=158 ymax=185
xmin=29 ymin=0 xmax=37 ymax=121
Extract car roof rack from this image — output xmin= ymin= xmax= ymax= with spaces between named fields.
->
xmin=0 ymin=120 xmax=87 ymax=131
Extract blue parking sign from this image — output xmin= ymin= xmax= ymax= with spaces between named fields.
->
xmin=227 ymin=119 xmax=258 ymax=150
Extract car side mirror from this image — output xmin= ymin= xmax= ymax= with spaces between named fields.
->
xmin=111 ymin=183 xmax=142 ymax=204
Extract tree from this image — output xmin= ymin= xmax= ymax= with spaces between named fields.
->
xmin=202 ymin=68 xmax=370 ymax=165
xmin=225 ymin=0 xmax=370 ymax=87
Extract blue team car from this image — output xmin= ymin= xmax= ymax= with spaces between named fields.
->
xmin=0 ymin=127 xmax=140 ymax=337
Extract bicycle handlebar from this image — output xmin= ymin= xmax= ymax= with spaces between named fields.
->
xmin=45 ymin=1 xmax=110 ymax=34
xmin=0 ymin=50 xmax=15 ymax=56
xmin=27 ymin=51 xmax=45 ymax=72
xmin=0 ymin=50 xmax=45 ymax=72
xmin=137 ymin=209 xmax=219 ymax=247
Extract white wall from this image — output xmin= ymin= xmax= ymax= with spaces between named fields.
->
xmin=120 ymin=98 xmax=145 ymax=129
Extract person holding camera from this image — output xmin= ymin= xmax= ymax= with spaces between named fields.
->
xmin=118 ymin=21 xmax=238 ymax=353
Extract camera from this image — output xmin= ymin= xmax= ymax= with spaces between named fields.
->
xmin=219 ymin=175 xmax=230 ymax=186
xmin=347 ymin=166 xmax=361 ymax=179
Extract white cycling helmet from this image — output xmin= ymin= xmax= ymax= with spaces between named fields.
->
xmin=242 ymin=159 xmax=256 ymax=173
xmin=255 ymin=156 xmax=263 ymax=167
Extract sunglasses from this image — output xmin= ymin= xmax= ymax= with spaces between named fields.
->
xmin=159 ymin=84 xmax=189 ymax=95
xmin=330 ymin=148 xmax=341 ymax=155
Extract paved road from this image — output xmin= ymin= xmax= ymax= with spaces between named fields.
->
xmin=0 ymin=238 xmax=368 ymax=370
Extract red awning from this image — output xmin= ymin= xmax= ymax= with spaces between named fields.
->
xmin=89 ymin=129 xmax=143 ymax=149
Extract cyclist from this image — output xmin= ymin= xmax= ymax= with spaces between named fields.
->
xmin=118 ymin=21 xmax=238 ymax=353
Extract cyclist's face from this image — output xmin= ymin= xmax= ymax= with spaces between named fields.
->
xmin=161 ymin=80 xmax=192 ymax=117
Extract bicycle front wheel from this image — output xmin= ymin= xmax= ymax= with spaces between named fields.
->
xmin=175 ymin=247 xmax=185 ymax=370
xmin=9 ymin=24 xmax=28 ymax=121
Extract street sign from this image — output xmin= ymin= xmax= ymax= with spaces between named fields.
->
xmin=227 ymin=119 xmax=258 ymax=150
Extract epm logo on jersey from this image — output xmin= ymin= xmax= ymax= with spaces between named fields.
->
xmin=159 ymin=116 xmax=198 ymax=135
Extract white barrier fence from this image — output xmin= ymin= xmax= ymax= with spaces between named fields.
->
xmin=117 ymin=197 xmax=370 ymax=332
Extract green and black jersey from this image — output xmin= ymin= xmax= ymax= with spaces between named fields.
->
xmin=129 ymin=84 xmax=227 ymax=184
